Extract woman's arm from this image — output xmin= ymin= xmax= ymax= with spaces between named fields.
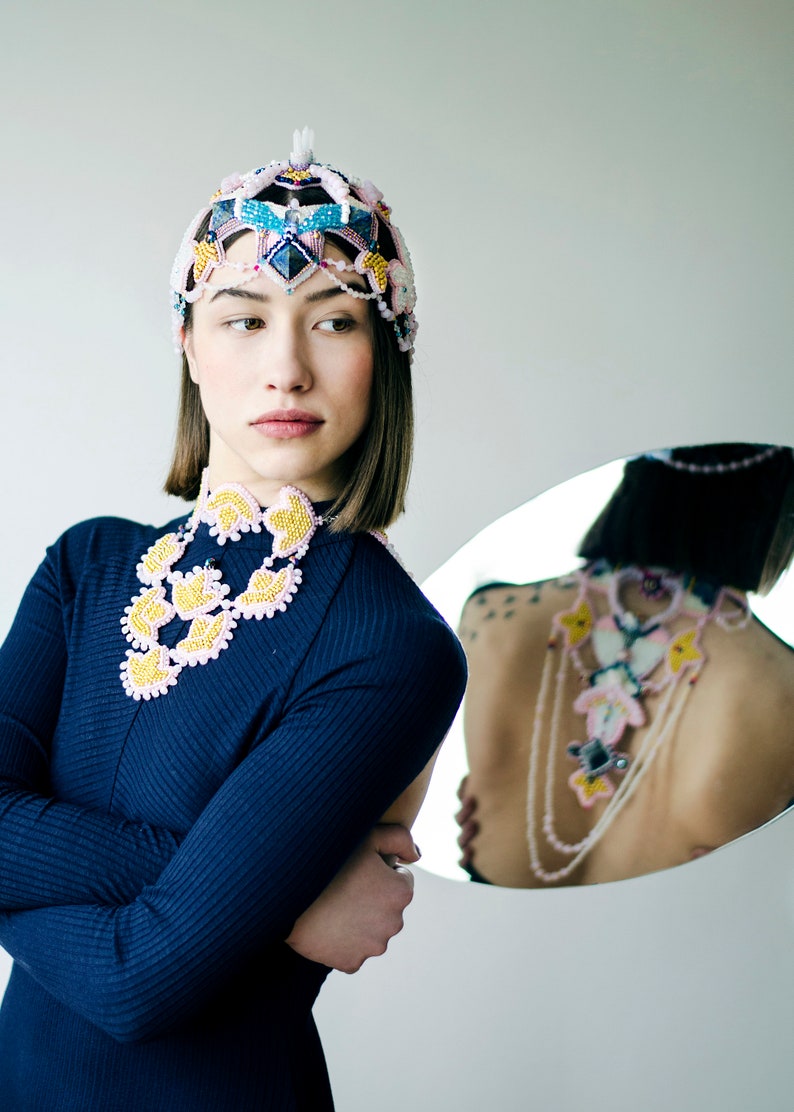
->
xmin=0 ymin=543 xmax=183 ymax=909
xmin=378 ymin=745 xmax=442 ymax=827
xmin=285 ymin=822 xmax=419 ymax=972
xmin=0 ymin=605 xmax=466 ymax=1043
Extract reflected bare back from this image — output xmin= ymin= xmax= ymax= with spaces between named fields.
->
xmin=458 ymin=575 xmax=794 ymax=888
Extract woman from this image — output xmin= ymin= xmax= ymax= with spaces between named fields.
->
xmin=0 ymin=130 xmax=467 ymax=1109
xmin=456 ymin=443 xmax=794 ymax=888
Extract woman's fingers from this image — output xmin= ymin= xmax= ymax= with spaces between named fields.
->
xmin=370 ymin=822 xmax=421 ymax=865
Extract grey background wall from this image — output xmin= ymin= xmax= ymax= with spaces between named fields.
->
xmin=1 ymin=2 xmax=792 ymax=1108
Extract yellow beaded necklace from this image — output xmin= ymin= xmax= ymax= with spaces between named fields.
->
xmin=120 ymin=472 xmax=322 ymax=701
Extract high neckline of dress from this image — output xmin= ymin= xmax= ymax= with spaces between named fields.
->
xmin=198 ymin=470 xmax=335 ymax=510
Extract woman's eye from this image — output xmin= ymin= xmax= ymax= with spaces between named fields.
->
xmin=228 ymin=317 xmax=263 ymax=332
xmin=316 ymin=318 xmax=354 ymax=333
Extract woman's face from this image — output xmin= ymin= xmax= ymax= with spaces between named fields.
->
xmin=183 ymin=235 xmax=374 ymax=505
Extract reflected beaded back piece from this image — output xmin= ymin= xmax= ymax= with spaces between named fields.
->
xmin=525 ymin=561 xmax=751 ymax=883
xmin=170 ymin=127 xmax=417 ymax=355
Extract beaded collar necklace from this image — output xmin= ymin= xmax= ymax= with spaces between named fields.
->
xmin=120 ymin=472 xmax=327 ymax=701
xmin=525 ymin=562 xmax=750 ymax=883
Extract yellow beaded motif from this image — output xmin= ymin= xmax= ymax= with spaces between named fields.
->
xmin=171 ymin=566 xmax=229 ymax=619
xmin=264 ymin=488 xmax=317 ymax=557
xmin=138 ymin=533 xmax=185 ymax=584
xmin=193 ymin=239 xmax=220 ymax=282
xmin=172 ymin=611 xmax=237 ymax=667
xmin=122 ymin=586 xmax=175 ymax=647
xmin=203 ymin=485 xmax=262 ymax=544
xmin=233 ymin=565 xmax=300 ymax=621
xmin=568 ymin=770 xmax=613 ymax=804
xmin=667 ymin=629 xmax=702 ymax=674
xmin=360 ymin=251 xmax=388 ymax=293
xmin=558 ymin=601 xmax=593 ymax=648
xmin=126 ymin=646 xmax=180 ymax=696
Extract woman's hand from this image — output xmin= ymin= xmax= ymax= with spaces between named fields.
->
xmin=285 ymin=823 xmax=420 ymax=973
xmin=455 ymin=776 xmax=479 ymax=868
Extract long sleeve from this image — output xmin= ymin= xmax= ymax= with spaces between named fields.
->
xmin=0 ymin=545 xmax=182 ymax=910
xmin=0 ymin=554 xmax=467 ymax=1043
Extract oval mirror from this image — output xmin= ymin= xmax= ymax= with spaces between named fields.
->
xmin=414 ymin=443 xmax=794 ymax=887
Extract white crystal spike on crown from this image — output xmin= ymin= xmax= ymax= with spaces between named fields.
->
xmin=290 ymin=126 xmax=314 ymax=165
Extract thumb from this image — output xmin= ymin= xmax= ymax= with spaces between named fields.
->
xmin=370 ymin=823 xmax=420 ymax=864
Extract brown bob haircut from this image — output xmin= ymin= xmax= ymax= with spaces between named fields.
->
xmin=164 ymin=184 xmax=413 ymax=535
xmin=578 ymin=442 xmax=794 ymax=594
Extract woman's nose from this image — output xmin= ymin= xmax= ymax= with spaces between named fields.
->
xmin=264 ymin=326 xmax=312 ymax=393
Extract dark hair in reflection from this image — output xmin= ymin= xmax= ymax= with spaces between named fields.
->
xmin=165 ymin=184 xmax=413 ymax=535
xmin=577 ymin=443 xmax=794 ymax=594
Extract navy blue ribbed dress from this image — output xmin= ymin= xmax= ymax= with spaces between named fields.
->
xmin=0 ymin=506 xmax=467 ymax=1109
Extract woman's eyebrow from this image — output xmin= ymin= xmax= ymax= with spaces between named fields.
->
xmin=208 ymin=281 xmax=369 ymax=305
xmin=304 ymin=283 xmax=369 ymax=303
xmin=209 ymin=286 xmax=269 ymax=303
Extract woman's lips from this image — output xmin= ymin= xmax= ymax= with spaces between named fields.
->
xmin=251 ymin=410 xmax=323 ymax=439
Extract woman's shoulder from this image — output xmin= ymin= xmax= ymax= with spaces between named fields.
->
xmin=331 ymin=532 xmax=467 ymax=656
xmin=347 ymin=532 xmax=448 ymax=608
xmin=460 ymin=573 xmax=581 ymax=629
xmin=463 ymin=571 xmax=581 ymax=603
xmin=47 ymin=513 xmax=184 ymax=572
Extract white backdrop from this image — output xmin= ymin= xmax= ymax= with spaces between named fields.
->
xmin=1 ymin=2 xmax=792 ymax=1109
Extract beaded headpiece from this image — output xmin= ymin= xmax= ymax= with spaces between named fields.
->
xmin=170 ymin=127 xmax=417 ymax=355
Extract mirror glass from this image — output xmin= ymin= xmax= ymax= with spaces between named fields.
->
xmin=414 ymin=444 xmax=794 ymax=886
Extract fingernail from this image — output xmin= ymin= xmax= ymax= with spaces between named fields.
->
xmin=413 ymin=843 xmax=422 ymax=858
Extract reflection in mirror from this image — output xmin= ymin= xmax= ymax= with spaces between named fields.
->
xmin=416 ymin=444 xmax=794 ymax=887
